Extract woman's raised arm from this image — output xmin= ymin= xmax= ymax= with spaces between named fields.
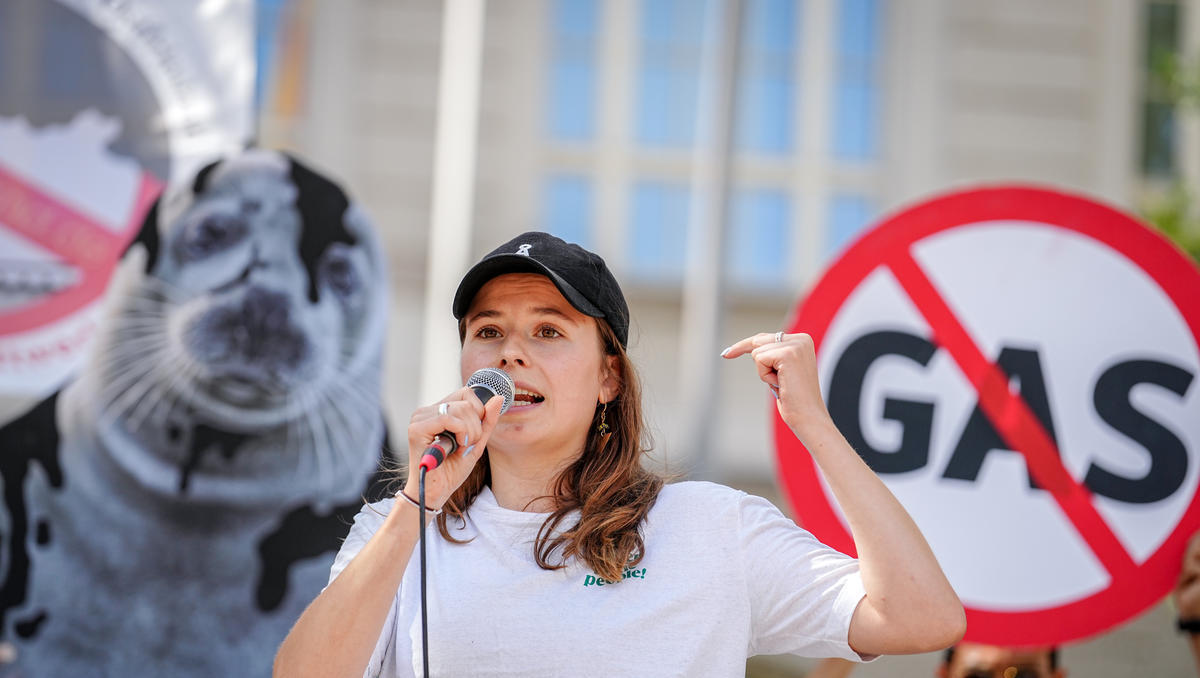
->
xmin=722 ymin=331 xmax=966 ymax=656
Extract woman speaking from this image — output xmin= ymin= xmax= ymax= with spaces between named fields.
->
xmin=274 ymin=231 xmax=965 ymax=677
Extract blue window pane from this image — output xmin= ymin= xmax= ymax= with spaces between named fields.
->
xmin=754 ymin=0 xmax=799 ymax=49
xmin=826 ymin=194 xmax=875 ymax=259
xmin=547 ymin=0 xmax=598 ymax=140
xmin=838 ymin=0 xmax=879 ymax=58
xmin=728 ymin=190 xmax=791 ymax=287
xmin=542 ymin=174 xmax=593 ymax=248
xmin=550 ymin=61 xmax=595 ymax=139
xmin=629 ymin=181 xmax=690 ymax=279
xmin=833 ymin=0 xmax=881 ymax=160
xmin=737 ymin=0 xmax=798 ymax=153
xmin=636 ymin=0 xmax=713 ymax=147
xmin=555 ymin=0 xmax=597 ymax=35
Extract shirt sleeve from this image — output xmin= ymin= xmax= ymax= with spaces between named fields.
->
xmin=328 ymin=499 xmax=406 ymax=678
xmin=736 ymin=492 xmax=872 ymax=661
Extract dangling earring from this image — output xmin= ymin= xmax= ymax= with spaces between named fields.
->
xmin=596 ymin=401 xmax=612 ymax=451
xmin=597 ymin=401 xmax=610 ymax=436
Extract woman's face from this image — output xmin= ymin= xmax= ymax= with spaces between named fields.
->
xmin=461 ymin=273 xmax=618 ymax=459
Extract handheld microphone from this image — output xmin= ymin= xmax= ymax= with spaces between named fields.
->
xmin=419 ymin=367 xmax=514 ymax=472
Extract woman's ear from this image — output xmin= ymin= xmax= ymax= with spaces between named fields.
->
xmin=599 ymin=354 xmax=621 ymax=403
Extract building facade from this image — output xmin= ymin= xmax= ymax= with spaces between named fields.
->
xmin=265 ymin=0 xmax=1200 ymax=488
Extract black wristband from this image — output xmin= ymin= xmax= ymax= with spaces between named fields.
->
xmin=1178 ymin=618 xmax=1200 ymax=634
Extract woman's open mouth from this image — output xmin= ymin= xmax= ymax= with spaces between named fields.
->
xmin=511 ymin=387 xmax=545 ymax=408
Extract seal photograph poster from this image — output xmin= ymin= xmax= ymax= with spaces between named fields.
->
xmin=775 ymin=186 xmax=1200 ymax=647
xmin=0 ymin=2 xmax=393 ymax=676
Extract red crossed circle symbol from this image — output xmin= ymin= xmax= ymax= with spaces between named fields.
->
xmin=775 ymin=185 xmax=1200 ymax=646
xmin=0 ymin=161 xmax=160 ymax=335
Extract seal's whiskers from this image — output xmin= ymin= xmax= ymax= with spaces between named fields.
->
xmin=318 ymin=390 xmax=358 ymax=474
xmin=135 ymin=276 xmax=188 ymax=304
xmin=97 ymin=354 xmax=157 ymax=420
xmin=325 ymin=381 xmax=376 ymax=433
xmin=298 ymin=389 xmax=335 ymax=494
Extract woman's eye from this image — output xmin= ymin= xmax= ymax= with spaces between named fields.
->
xmin=475 ymin=327 xmax=500 ymax=339
xmin=537 ymin=326 xmax=561 ymax=338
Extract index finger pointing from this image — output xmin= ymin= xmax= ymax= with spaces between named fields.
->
xmin=720 ymin=332 xmax=779 ymax=359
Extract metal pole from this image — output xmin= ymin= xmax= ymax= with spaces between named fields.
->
xmin=419 ymin=0 xmax=486 ymax=405
xmin=678 ymin=0 xmax=746 ymax=477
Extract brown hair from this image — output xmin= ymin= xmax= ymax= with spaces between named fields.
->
xmin=435 ymin=317 xmax=662 ymax=581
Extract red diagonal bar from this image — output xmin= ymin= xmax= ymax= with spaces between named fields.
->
xmin=0 ymin=162 xmax=128 ymax=270
xmin=885 ymin=248 xmax=1138 ymax=580
xmin=0 ymin=164 xmax=160 ymax=335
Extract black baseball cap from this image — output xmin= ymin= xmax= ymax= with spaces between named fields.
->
xmin=452 ymin=231 xmax=630 ymax=347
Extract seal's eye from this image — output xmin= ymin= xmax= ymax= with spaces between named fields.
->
xmin=178 ymin=212 xmax=248 ymax=262
xmin=320 ymin=247 xmax=361 ymax=301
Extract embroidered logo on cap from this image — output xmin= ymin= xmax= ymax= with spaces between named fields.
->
xmin=515 ymin=244 xmax=532 ymax=256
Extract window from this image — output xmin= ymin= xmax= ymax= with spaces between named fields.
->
xmin=635 ymin=0 xmax=713 ymax=147
xmin=728 ymin=189 xmax=791 ymax=287
xmin=542 ymin=174 xmax=593 ymax=248
xmin=737 ymin=0 xmax=799 ymax=153
xmin=832 ymin=0 xmax=882 ymax=161
xmin=629 ymin=181 xmax=690 ymax=280
xmin=547 ymin=0 xmax=599 ymax=141
xmin=540 ymin=0 xmax=887 ymax=290
xmin=1141 ymin=0 xmax=1181 ymax=177
xmin=826 ymin=193 xmax=875 ymax=260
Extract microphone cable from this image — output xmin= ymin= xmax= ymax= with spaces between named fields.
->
xmin=414 ymin=368 xmax=513 ymax=677
xmin=419 ymin=466 xmax=430 ymax=678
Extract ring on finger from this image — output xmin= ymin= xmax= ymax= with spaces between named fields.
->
xmin=774 ymin=331 xmax=784 ymax=343
xmin=438 ymin=402 xmax=449 ymax=416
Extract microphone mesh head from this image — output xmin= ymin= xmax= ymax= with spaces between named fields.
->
xmin=466 ymin=368 xmax=515 ymax=415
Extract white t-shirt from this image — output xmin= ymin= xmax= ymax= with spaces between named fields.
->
xmin=329 ymin=481 xmax=869 ymax=677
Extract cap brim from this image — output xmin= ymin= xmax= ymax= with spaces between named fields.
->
xmin=453 ymin=254 xmax=605 ymax=320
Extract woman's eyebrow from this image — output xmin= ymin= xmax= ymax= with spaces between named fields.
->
xmin=531 ymin=306 xmax=580 ymax=324
xmin=465 ymin=308 xmax=501 ymax=326
xmin=466 ymin=306 xmax=581 ymax=326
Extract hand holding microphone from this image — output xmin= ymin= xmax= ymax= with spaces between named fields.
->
xmin=420 ymin=368 xmax=515 ymax=471
xmin=403 ymin=368 xmax=514 ymax=510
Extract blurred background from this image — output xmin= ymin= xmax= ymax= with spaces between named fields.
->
xmin=3 ymin=0 xmax=1200 ymax=675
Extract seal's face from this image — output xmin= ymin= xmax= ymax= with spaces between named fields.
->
xmin=165 ymin=152 xmax=380 ymax=426
xmin=104 ymin=150 xmax=385 ymax=437
xmin=172 ymin=160 xmax=313 ymax=405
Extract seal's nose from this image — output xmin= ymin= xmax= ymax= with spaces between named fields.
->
xmin=242 ymin=286 xmax=290 ymax=333
xmin=236 ymin=286 xmax=304 ymax=363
